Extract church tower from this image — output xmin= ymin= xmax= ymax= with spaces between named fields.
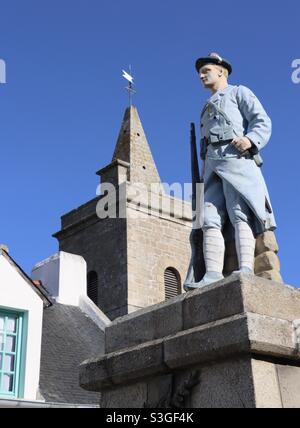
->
xmin=53 ymin=106 xmax=192 ymax=320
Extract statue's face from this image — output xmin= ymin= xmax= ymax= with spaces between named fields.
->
xmin=199 ymin=64 xmax=223 ymax=89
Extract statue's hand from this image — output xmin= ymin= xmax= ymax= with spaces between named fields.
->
xmin=231 ymin=137 xmax=252 ymax=153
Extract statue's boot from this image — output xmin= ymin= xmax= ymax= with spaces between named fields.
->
xmin=184 ymin=228 xmax=224 ymax=291
xmin=233 ymin=222 xmax=255 ymax=275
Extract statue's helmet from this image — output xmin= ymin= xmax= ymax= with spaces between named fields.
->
xmin=195 ymin=52 xmax=232 ymax=75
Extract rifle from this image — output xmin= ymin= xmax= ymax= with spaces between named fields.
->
xmin=190 ymin=123 xmax=205 ymax=230
xmin=183 ymin=124 xmax=206 ymax=290
xmin=190 ymin=123 xmax=201 ymax=214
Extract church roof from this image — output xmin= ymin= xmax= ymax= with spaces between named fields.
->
xmin=39 ymin=303 xmax=105 ymax=405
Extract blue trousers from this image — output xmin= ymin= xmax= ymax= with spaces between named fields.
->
xmin=203 ymin=168 xmax=253 ymax=231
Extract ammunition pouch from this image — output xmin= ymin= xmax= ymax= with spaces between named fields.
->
xmin=200 ymin=137 xmax=208 ymax=160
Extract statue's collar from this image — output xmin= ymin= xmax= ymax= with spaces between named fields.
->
xmin=209 ymin=84 xmax=234 ymax=102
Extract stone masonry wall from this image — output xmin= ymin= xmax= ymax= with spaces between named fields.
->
xmin=127 ymin=207 xmax=191 ymax=311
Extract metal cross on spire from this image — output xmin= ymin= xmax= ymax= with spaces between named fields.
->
xmin=122 ymin=65 xmax=136 ymax=106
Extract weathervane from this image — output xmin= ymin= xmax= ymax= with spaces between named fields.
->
xmin=122 ymin=65 xmax=136 ymax=106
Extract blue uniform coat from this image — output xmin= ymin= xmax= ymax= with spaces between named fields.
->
xmin=201 ymin=84 xmax=276 ymax=235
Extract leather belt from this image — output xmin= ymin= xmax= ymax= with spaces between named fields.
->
xmin=209 ymin=139 xmax=233 ymax=146
xmin=201 ymin=138 xmax=233 ymax=146
xmin=202 ymin=137 xmax=252 ymax=159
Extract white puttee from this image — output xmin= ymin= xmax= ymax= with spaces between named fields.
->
xmin=234 ymin=222 xmax=256 ymax=272
xmin=203 ymin=228 xmax=225 ymax=274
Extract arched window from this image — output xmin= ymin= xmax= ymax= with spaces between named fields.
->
xmin=164 ymin=268 xmax=181 ymax=300
xmin=87 ymin=271 xmax=98 ymax=305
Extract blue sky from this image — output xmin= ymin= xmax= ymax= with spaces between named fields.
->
xmin=0 ymin=0 xmax=299 ymax=285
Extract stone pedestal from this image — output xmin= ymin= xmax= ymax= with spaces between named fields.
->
xmin=80 ymin=274 xmax=300 ymax=408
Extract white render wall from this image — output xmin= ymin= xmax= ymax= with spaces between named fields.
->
xmin=0 ymin=254 xmax=43 ymax=401
xmin=32 ymin=251 xmax=87 ymax=306
xmin=32 ymin=253 xmax=60 ymax=299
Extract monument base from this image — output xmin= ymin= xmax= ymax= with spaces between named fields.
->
xmin=80 ymin=274 xmax=300 ymax=408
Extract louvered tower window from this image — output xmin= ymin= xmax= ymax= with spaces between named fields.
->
xmin=164 ymin=268 xmax=181 ymax=300
xmin=87 ymin=271 xmax=98 ymax=305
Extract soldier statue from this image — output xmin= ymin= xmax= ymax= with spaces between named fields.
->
xmin=184 ymin=53 xmax=276 ymax=291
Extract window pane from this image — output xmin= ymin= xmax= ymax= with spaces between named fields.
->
xmin=0 ymin=334 xmax=4 ymax=351
xmin=5 ymin=336 xmax=16 ymax=353
xmin=6 ymin=317 xmax=17 ymax=333
xmin=2 ymin=374 xmax=14 ymax=392
xmin=0 ymin=311 xmax=23 ymax=397
xmin=4 ymin=355 xmax=15 ymax=372
xmin=0 ymin=316 xmax=4 ymax=331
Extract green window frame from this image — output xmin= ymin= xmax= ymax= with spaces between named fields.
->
xmin=0 ymin=310 xmax=24 ymax=398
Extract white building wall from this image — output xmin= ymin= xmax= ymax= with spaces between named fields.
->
xmin=31 ymin=253 xmax=60 ymax=299
xmin=57 ymin=252 xmax=87 ymax=305
xmin=32 ymin=251 xmax=87 ymax=306
xmin=0 ymin=254 xmax=43 ymax=401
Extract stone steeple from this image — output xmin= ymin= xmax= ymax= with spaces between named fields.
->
xmin=54 ymin=104 xmax=192 ymax=320
xmin=101 ymin=106 xmax=161 ymax=187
